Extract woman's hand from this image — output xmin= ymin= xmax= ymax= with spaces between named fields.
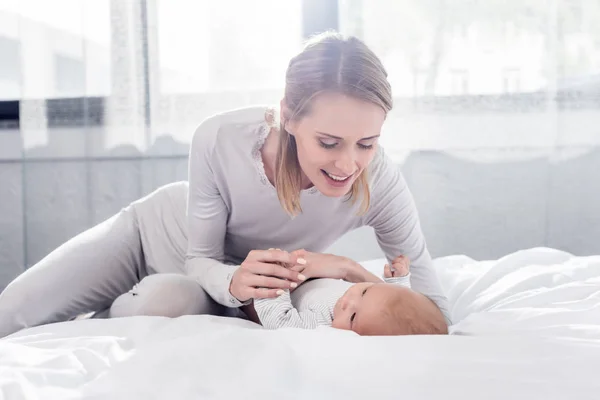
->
xmin=289 ymin=250 xmax=383 ymax=284
xmin=229 ymin=249 xmax=306 ymax=303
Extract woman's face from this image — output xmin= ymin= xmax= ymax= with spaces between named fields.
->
xmin=285 ymin=92 xmax=386 ymax=197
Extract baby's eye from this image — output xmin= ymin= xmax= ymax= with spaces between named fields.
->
xmin=362 ymin=288 xmax=368 ymax=295
xmin=350 ymin=313 xmax=356 ymax=323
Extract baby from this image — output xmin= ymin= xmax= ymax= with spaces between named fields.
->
xmin=253 ymin=255 xmax=419 ymax=335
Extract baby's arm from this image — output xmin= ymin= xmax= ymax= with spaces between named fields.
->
xmin=384 ymin=255 xmax=412 ymax=288
xmin=254 ymin=290 xmax=333 ymax=330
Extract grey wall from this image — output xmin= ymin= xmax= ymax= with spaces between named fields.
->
xmin=326 ymin=147 xmax=600 ymax=262
xmin=2 ymin=145 xmax=599 ymax=290
xmin=1 ymin=109 xmax=600 ymax=290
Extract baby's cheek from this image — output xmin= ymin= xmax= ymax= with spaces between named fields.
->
xmin=331 ymin=315 xmax=349 ymax=330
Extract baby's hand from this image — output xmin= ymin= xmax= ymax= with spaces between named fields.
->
xmin=384 ymin=255 xmax=410 ymax=278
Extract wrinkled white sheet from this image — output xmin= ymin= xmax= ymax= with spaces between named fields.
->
xmin=1 ymin=247 xmax=600 ymax=400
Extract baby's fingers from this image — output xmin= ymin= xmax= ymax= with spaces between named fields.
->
xmin=384 ymin=264 xmax=394 ymax=278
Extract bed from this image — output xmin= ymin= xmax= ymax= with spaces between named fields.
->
xmin=1 ymin=247 xmax=599 ymax=399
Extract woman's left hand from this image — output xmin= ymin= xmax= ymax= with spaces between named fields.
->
xmin=287 ymin=249 xmax=383 ymax=284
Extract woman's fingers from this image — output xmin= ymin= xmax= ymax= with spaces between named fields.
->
xmin=234 ymin=249 xmax=309 ymax=302
xmin=248 ymin=249 xmax=291 ymax=263
xmin=265 ymin=248 xmax=308 ymax=268
xmin=291 ymin=249 xmax=308 ymax=268
xmin=247 ymin=249 xmax=307 ymax=270
xmin=235 ymin=249 xmax=312 ymax=302
xmin=248 ymin=274 xmax=297 ymax=290
xmin=289 ymin=264 xmax=306 ymax=273
xmin=252 ymin=287 xmax=283 ymax=299
xmin=245 ymin=261 xmax=306 ymax=282
xmin=290 ymin=248 xmax=307 ymax=259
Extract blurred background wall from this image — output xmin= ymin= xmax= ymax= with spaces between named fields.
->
xmin=1 ymin=0 xmax=599 ymax=289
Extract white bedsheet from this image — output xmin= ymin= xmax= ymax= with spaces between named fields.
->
xmin=2 ymin=247 xmax=600 ymax=400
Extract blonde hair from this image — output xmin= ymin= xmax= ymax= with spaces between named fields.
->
xmin=272 ymin=31 xmax=393 ymax=216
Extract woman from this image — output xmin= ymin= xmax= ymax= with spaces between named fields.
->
xmin=0 ymin=32 xmax=448 ymax=338
xmin=183 ymin=32 xmax=448 ymax=322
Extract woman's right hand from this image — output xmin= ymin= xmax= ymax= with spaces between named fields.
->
xmin=229 ymin=249 xmax=307 ymax=302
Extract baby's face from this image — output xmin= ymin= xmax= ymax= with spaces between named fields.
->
xmin=332 ymin=282 xmax=401 ymax=335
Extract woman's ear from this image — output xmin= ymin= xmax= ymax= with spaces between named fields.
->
xmin=279 ymin=99 xmax=295 ymax=136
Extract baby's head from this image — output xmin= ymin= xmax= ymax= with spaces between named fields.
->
xmin=332 ymin=282 xmax=448 ymax=336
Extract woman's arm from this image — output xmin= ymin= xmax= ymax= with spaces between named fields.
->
xmin=185 ymin=116 xmax=301 ymax=307
xmin=185 ymin=115 xmax=241 ymax=307
xmin=289 ymin=250 xmax=383 ymax=284
xmin=341 ymin=258 xmax=382 ymax=283
xmin=365 ymin=148 xmax=451 ymax=325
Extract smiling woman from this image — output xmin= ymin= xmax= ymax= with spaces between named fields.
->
xmin=276 ymin=92 xmax=385 ymax=213
xmin=270 ymin=33 xmax=392 ymax=216
xmin=289 ymin=93 xmax=384 ymax=188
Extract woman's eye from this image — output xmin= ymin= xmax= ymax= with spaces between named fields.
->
xmin=358 ymin=142 xmax=374 ymax=150
xmin=319 ymin=140 xmax=337 ymax=149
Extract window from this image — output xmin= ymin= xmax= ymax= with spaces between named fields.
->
xmin=1 ymin=0 xmax=599 ymax=282
xmin=453 ymin=24 xmax=469 ymax=40
xmin=0 ymin=36 xmax=21 ymax=99
xmin=338 ymin=0 xmax=600 ymax=259
xmin=450 ymin=69 xmax=469 ymax=95
xmin=502 ymin=68 xmax=521 ymax=94
xmin=0 ymin=0 xmax=308 ymax=275
xmin=155 ymin=0 xmax=302 ymax=94
xmin=338 ymin=0 xmax=600 ymax=152
xmin=412 ymin=68 xmax=430 ymax=97
xmin=152 ymin=0 xmax=303 ymax=147
xmin=54 ymin=54 xmax=85 ymax=97
xmin=0 ymin=1 xmax=110 ymax=100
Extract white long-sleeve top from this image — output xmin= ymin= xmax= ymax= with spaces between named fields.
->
xmin=184 ymin=106 xmax=450 ymax=323
xmin=254 ymin=275 xmax=411 ymax=329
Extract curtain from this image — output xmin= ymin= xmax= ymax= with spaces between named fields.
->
xmin=0 ymin=0 xmax=598 ymax=289
xmin=337 ymin=0 xmax=600 ymax=260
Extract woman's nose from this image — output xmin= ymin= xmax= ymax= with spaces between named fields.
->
xmin=335 ymin=151 xmax=356 ymax=175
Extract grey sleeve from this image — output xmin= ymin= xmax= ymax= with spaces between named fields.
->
xmin=366 ymin=149 xmax=451 ymax=325
xmin=254 ymin=291 xmax=333 ymax=329
xmin=384 ymin=273 xmax=412 ymax=288
xmin=185 ymin=116 xmax=245 ymax=308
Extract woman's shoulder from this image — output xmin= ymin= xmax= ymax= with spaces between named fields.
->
xmin=190 ymin=105 xmax=274 ymax=161
xmin=368 ymin=145 xmax=398 ymax=184
xmin=212 ymin=105 xmax=273 ymax=125
xmin=365 ymin=145 xmax=410 ymax=203
xmin=193 ymin=105 xmax=272 ymax=141
xmin=361 ymin=147 xmax=416 ymax=227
